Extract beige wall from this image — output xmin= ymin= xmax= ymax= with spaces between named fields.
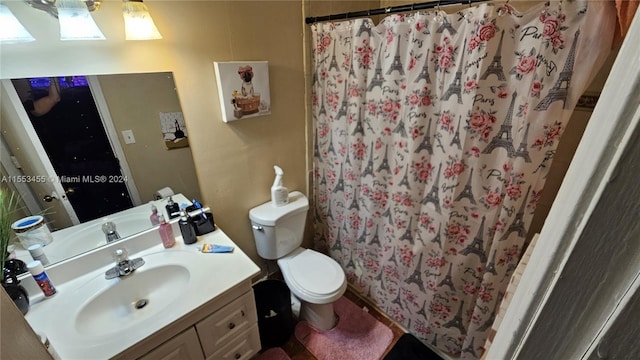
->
xmin=97 ymin=72 xmax=201 ymax=203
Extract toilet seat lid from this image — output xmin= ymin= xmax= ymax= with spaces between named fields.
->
xmin=287 ymin=250 xmax=344 ymax=295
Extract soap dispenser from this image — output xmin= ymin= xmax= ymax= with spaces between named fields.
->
xmin=271 ymin=165 xmax=289 ymax=207
xmin=150 ymin=203 xmax=160 ymax=226
xmin=178 ymin=207 xmax=197 ymax=245
xmin=158 ymin=215 xmax=176 ymax=248
xmin=165 ymin=197 xmax=180 ymax=219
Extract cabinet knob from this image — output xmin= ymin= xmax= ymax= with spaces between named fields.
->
xmin=228 ymin=322 xmax=236 ymax=329
xmin=234 ymin=353 xmax=241 ymax=359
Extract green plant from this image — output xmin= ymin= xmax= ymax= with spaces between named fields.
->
xmin=0 ymin=189 xmax=21 ymax=282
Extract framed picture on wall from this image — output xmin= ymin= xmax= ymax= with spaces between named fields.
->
xmin=160 ymin=111 xmax=189 ymax=149
xmin=213 ymin=61 xmax=271 ymax=122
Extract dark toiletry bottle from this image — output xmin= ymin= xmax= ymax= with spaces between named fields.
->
xmin=165 ymin=196 xmax=180 ymax=219
xmin=178 ymin=209 xmax=197 ymax=245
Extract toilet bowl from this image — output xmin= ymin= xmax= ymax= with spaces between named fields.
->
xmin=249 ymin=191 xmax=347 ymax=330
xmin=278 ymin=248 xmax=347 ymax=330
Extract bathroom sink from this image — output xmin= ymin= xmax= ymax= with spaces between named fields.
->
xmin=74 ymin=263 xmax=190 ymax=337
xmin=49 ymin=249 xmax=204 ymax=341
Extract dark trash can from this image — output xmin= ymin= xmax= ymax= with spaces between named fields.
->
xmin=253 ymin=279 xmax=295 ymax=349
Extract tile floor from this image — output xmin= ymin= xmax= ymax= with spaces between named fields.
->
xmin=274 ymin=288 xmax=406 ymax=360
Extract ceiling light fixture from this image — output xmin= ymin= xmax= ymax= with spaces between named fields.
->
xmin=24 ymin=0 xmax=102 ymax=18
xmin=0 ymin=4 xmax=35 ymax=43
xmin=57 ymin=0 xmax=105 ymax=40
xmin=122 ymin=0 xmax=162 ymax=40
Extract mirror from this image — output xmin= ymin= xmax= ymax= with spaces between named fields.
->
xmin=1 ymin=72 xmax=201 ymax=267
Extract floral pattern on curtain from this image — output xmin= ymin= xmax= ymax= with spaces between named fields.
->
xmin=311 ymin=1 xmax=613 ymax=358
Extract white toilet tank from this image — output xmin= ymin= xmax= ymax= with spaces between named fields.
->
xmin=249 ymin=191 xmax=309 ymax=260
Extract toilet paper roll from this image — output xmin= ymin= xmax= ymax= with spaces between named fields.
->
xmin=154 ymin=187 xmax=175 ymax=200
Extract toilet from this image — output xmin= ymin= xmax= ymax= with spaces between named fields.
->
xmin=249 ymin=191 xmax=347 ymax=331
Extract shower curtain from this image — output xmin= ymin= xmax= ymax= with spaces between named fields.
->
xmin=311 ymin=1 xmax=614 ymax=358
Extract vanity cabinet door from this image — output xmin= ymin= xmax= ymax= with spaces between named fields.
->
xmin=206 ymin=324 xmax=261 ymax=360
xmin=195 ymin=290 xmax=258 ymax=357
xmin=139 ymin=327 xmax=204 ymax=360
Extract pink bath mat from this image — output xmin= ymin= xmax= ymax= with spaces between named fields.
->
xmin=294 ymin=296 xmax=393 ymax=360
xmin=255 ymin=347 xmax=291 ymax=360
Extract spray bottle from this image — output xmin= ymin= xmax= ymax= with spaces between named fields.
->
xmin=271 ymin=165 xmax=289 ymax=207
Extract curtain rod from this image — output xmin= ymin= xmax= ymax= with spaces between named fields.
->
xmin=305 ymin=0 xmax=494 ymax=24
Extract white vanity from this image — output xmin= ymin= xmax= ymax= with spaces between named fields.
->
xmin=20 ymin=225 xmax=262 ymax=359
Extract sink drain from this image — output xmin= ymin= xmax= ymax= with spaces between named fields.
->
xmin=135 ymin=299 xmax=148 ymax=309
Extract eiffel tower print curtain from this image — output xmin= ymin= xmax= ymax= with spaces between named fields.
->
xmin=311 ymin=1 xmax=615 ymax=358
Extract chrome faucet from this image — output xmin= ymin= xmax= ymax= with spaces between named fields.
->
xmin=102 ymin=221 xmax=121 ymax=243
xmin=105 ymin=248 xmax=145 ymax=280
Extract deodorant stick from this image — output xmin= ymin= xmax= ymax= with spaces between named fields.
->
xmin=27 ymin=260 xmax=56 ymax=297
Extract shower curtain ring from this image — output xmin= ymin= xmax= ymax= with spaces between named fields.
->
xmin=385 ymin=7 xmax=391 ymax=13
xmin=411 ymin=3 xmax=415 ymax=11
xmin=434 ymin=0 xmax=444 ymax=23
xmin=433 ymin=0 xmax=444 ymax=20
xmin=465 ymin=0 xmax=473 ymax=20
xmin=498 ymin=0 xmax=510 ymax=16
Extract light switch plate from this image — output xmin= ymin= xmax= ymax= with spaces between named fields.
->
xmin=122 ymin=130 xmax=136 ymax=144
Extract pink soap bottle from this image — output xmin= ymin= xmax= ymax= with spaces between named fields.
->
xmin=150 ymin=204 xmax=160 ymax=226
xmin=158 ymin=215 xmax=176 ymax=248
